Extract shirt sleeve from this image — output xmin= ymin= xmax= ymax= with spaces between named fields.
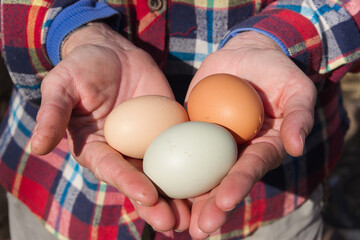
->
xmin=220 ymin=0 xmax=360 ymax=81
xmin=46 ymin=0 xmax=120 ymax=66
xmin=0 ymin=0 xmax=120 ymax=106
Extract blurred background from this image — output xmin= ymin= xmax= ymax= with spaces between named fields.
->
xmin=0 ymin=57 xmax=11 ymax=240
xmin=0 ymin=57 xmax=359 ymax=240
xmin=322 ymin=71 xmax=360 ymax=240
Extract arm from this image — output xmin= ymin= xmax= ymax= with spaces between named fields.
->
xmin=186 ymin=31 xmax=317 ymax=238
xmin=186 ymin=0 xmax=360 ymax=238
xmin=221 ymin=0 xmax=360 ymax=81
xmin=0 ymin=0 xmax=120 ymax=105
xmin=0 ymin=0 xmax=81 ymax=104
xmin=1 ymin=0 xmax=189 ymax=232
xmin=31 ymin=1 xmax=191 ymax=232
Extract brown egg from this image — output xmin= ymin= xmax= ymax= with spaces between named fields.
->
xmin=187 ymin=73 xmax=264 ymax=144
xmin=104 ymin=95 xmax=189 ymax=159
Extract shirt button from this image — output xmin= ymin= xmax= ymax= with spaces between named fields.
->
xmin=148 ymin=0 xmax=163 ymax=11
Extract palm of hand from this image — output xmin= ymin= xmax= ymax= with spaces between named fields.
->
xmin=32 ymin=40 xmax=174 ymax=205
xmin=184 ymin=34 xmax=316 ymax=238
xmin=59 ymin=45 xmax=191 ymax=231
xmin=32 ymin=23 xmax=189 ymax=232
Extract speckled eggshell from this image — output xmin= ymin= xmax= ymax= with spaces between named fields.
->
xmin=143 ymin=121 xmax=238 ymax=199
xmin=187 ymin=73 xmax=264 ymax=144
xmin=104 ymin=95 xmax=189 ymax=159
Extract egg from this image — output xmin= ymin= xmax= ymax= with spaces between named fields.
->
xmin=187 ymin=73 xmax=264 ymax=144
xmin=104 ymin=95 xmax=189 ymax=159
xmin=143 ymin=121 xmax=238 ymax=199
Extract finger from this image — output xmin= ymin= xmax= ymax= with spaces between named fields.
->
xmin=31 ymin=68 xmax=76 ymax=155
xmin=125 ymin=50 xmax=175 ymax=100
xmin=189 ymin=195 xmax=210 ymax=239
xmin=215 ymin=139 xmax=284 ymax=211
xmin=125 ymin=157 xmax=144 ymax=171
xmin=78 ymin=141 xmax=159 ymax=207
xmin=130 ymin=197 xmax=175 ymax=232
xmin=168 ymin=199 xmax=191 ymax=232
xmin=281 ymin=79 xmax=316 ymax=156
xmin=197 ymin=196 xmax=229 ymax=234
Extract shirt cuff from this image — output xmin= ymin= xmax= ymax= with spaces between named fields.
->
xmin=46 ymin=0 xmax=121 ymax=66
xmin=219 ymin=27 xmax=290 ymax=56
xmin=219 ymin=8 xmax=322 ymax=76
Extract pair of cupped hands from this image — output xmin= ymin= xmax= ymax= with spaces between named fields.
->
xmin=31 ymin=22 xmax=316 ymax=239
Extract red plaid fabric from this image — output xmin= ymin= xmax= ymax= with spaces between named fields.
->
xmin=0 ymin=0 xmax=359 ymax=239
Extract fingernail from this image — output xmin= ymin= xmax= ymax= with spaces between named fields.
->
xmin=224 ymin=201 xmax=240 ymax=212
xmin=300 ymin=129 xmax=305 ymax=145
xmin=151 ymin=225 xmax=167 ymax=233
xmin=224 ymin=205 xmax=236 ymax=212
xmin=32 ymin=123 xmax=39 ymax=137
xmin=299 ymin=129 xmax=306 ymax=154
xmin=213 ymin=227 xmax=221 ymax=234
xmin=134 ymin=199 xmax=153 ymax=207
xmin=136 ymin=200 xmax=145 ymax=206
xmin=129 ymin=198 xmax=144 ymax=207
xmin=204 ymin=227 xmax=221 ymax=235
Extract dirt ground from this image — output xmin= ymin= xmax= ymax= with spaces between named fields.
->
xmin=0 ymin=59 xmax=359 ymax=239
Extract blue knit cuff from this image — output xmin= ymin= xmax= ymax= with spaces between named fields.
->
xmin=46 ymin=0 xmax=121 ymax=66
xmin=219 ymin=27 xmax=290 ymax=56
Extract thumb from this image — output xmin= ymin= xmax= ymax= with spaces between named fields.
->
xmin=280 ymin=78 xmax=317 ymax=157
xmin=31 ymin=67 xmax=76 ymax=155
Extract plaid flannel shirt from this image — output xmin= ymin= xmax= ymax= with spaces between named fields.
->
xmin=0 ymin=0 xmax=359 ymax=239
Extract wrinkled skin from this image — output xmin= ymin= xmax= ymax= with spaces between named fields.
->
xmin=31 ymin=23 xmax=316 ymax=238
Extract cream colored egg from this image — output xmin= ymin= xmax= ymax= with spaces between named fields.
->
xmin=104 ymin=95 xmax=188 ymax=159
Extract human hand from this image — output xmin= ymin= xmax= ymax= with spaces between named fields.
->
xmin=30 ymin=22 xmax=190 ymax=231
xmin=184 ymin=31 xmax=317 ymax=238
